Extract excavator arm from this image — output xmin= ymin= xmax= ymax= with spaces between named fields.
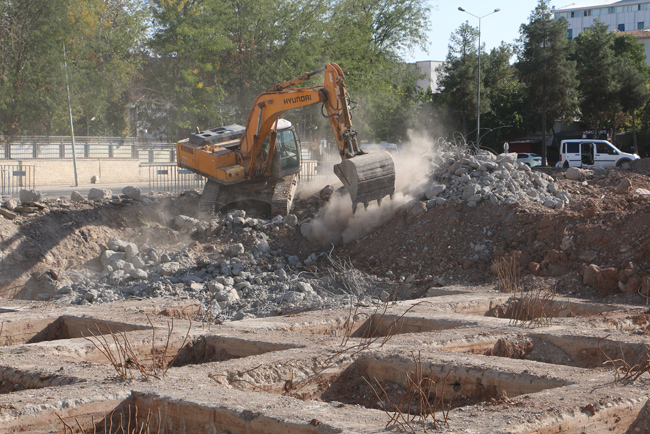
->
xmin=240 ymin=63 xmax=395 ymax=211
xmin=177 ymin=63 xmax=395 ymax=214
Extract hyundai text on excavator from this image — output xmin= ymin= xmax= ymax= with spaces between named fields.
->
xmin=176 ymin=63 xmax=396 ymax=216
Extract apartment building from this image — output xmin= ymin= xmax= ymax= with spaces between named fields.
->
xmin=555 ymin=0 xmax=650 ymax=38
xmin=415 ymin=60 xmax=444 ymax=93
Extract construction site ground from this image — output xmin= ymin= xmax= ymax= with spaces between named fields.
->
xmin=2 ymin=156 xmax=650 ymax=433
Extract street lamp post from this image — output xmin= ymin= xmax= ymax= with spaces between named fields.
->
xmin=458 ymin=7 xmax=500 ymax=147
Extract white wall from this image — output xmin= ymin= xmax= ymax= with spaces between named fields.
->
xmin=415 ymin=60 xmax=443 ymax=93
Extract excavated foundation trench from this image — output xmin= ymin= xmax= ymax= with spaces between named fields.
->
xmin=1 ymin=290 xmax=649 ymax=434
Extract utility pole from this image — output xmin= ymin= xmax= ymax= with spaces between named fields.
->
xmin=63 ymin=42 xmax=79 ymax=187
xmin=458 ymin=7 xmax=501 ymax=148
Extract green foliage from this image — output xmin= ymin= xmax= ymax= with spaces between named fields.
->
xmin=480 ymin=44 xmax=526 ymax=149
xmin=574 ymin=20 xmax=618 ymax=129
xmin=0 ymin=0 xmax=148 ymax=137
xmin=436 ymin=22 xmax=479 ymax=138
xmin=516 ymin=0 xmax=577 ymax=164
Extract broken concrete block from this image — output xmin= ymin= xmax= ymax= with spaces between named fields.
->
xmin=19 ymin=189 xmax=42 ymax=204
xmin=71 ymin=191 xmax=84 ymax=202
xmin=0 ymin=208 xmax=17 ymax=220
xmin=565 ymin=168 xmax=584 ymax=181
xmin=122 ymin=185 xmax=142 ymax=199
xmin=616 ymin=178 xmax=632 ymax=194
xmin=88 ymin=188 xmax=111 ymax=200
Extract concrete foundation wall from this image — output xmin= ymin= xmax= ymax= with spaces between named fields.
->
xmin=4 ymin=159 xmax=147 ymax=186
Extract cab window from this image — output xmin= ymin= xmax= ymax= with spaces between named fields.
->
xmin=277 ymin=130 xmax=299 ymax=170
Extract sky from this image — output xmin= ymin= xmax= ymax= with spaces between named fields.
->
xmin=404 ymin=0 xmax=571 ymax=62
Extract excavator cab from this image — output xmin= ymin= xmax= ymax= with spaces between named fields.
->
xmin=274 ymin=124 xmax=301 ymax=175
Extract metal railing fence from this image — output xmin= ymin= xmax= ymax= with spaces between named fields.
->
xmin=148 ymin=159 xmax=338 ymax=194
xmin=1 ymin=164 xmax=35 ymax=197
xmin=148 ymin=165 xmax=206 ymax=194
xmin=1 ymin=136 xmax=176 ymax=164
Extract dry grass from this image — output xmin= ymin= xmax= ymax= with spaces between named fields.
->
xmin=493 ymin=255 xmax=565 ymax=328
xmin=83 ymin=317 xmax=191 ymax=380
xmin=326 ymin=253 xmax=371 ymax=296
xmin=509 ymin=285 xmax=566 ymax=328
xmin=364 ymin=351 xmax=451 ymax=433
xmin=493 ymin=255 xmax=519 ymax=293
xmin=56 ymin=405 xmax=160 ymax=434
xmin=599 ymin=335 xmax=650 ymax=384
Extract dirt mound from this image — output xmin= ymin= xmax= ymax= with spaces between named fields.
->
xmin=2 ymin=165 xmax=650 ymax=310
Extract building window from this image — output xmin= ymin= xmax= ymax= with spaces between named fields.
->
xmin=639 ymin=22 xmax=645 ymax=30
xmin=585 ymin=9 xmax=591 ymax=16
xmin=570 ymin=11 xmax=575 ymax=17
xmin=608 ymin=7 xmax=615 ymax=13
xmin=618 ymin=23 xmax=625 ymax=31
xmin=567 ymin=29 xmax=573 ymax=39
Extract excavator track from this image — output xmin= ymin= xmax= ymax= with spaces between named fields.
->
xmin=270 ymin=174 xmax=299 ymax=216
xmin=197 ymin=175 xmax=298 ymax=218
xmin=198 ymin=180 xmax=221 ymax=219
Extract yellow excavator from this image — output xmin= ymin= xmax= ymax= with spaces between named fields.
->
xmin=176 ymin=63 xmax=395 ymax=216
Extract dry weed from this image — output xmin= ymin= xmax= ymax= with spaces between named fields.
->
xmin=83 ymin=318 xmax=191 ymax=380
xmin=364 ymin=351 xmax=451 ymax=433
xmin=493 ymin=255 xmax=519 ymax=293
xmin=56 ymin=404 xmax=160 ymax=434
xmin=326 ymin=253 xmax=370 ymax=296
xmin=599 ymin=335 xmax=650 ymax=384
xmin=509 ymin=285 xmax=566 ymax=328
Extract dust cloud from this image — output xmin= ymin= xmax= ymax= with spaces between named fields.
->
xmin=300 ymin=131 xmax=437 ymax=246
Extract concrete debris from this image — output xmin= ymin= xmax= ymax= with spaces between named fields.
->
xmin=122 ymin=185 xmax=142 ymax=199
xmin=19 ymin=189 xmax=42 ymax=204
xmin=70 ymin=191 xmax=85 ymax=202
xmin=565 ymin=167 xmax=584 ymax=181
xmin=423 ymin=149 xmax=571 ymax=209
xmin=3 ymin=198 xmax=19 ymax=211
xmin=88 ymin=188 xmax=112 ymax=200
xmin=33 ymin=201 xmax=391 ymax=321
xmin=616 ymin=178 xmax=633 ymax=194
xmin=0 ymin=208 xmax=17 ymax=220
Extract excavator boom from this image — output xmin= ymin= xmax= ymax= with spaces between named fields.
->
xmin=176 ymin=63 xmax=395 ymax=215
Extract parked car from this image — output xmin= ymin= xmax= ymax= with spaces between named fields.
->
xmin=557 ymin=140 xmax=639 ymax=168
xmin=517 ymin=152 xmax=542 ymax=168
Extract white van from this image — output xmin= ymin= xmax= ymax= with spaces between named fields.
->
xmin=558 ymin=139 xmax=639 ymax=168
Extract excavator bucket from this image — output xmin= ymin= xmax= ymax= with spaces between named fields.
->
xmin=334 ymin=151 xmax=396 ymax=213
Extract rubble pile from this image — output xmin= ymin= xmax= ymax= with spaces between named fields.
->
xmin=42 ymin=209 xmax=390 ymax=320
xmin=422 ymin=150 xmax=571 ymax=209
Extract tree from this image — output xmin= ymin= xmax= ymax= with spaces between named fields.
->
xmin=0 ymin=0 xmax=148 ymax=137
xmin=613 ymin=34 xmax=650 ymax=153
xmin=481 ymin=43 xmax=526 ymax=149
xmin=145 ymin=0 xmax=235 ymax=140
xmin=65 ymin=0 xmax=149 ymax=137
xmin=517 ymin=0 xmax=577 ymax=166
xmin=323 ymin=0 xmax=430 ymax=142
xmin=0 ymin=0 xmax=65 ymax=136
xmin=436 ymin=22 xmax=479 ymax=139
xmin=573 ymin=20 xmax=619 ymax=141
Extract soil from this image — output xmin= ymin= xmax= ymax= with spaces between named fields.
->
xmin=2 ymin=164 xmax=650 ymax=307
